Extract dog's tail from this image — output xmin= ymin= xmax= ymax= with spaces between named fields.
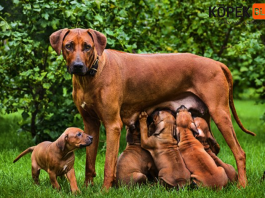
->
xmin=220 ymin=63 xmax=256 ymax=136
xmin=13 ymin=146 xmax=35 ymax=163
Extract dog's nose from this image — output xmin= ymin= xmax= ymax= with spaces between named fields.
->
xmin=73 ymin=62 xmax=84 ymax=70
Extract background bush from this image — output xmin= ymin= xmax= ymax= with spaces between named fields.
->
xmin=0 ymin=0 xmax=264 ymax=142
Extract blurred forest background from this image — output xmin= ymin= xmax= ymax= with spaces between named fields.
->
xmin=0 ymin=0 xmax=264 ymax=142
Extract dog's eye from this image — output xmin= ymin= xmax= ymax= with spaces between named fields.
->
xmin=84 ymin=44 xmax=91 ymax=51
xmin=77 ymin=132 xmax=82 ymax=137
xmin=65 ymin=43 xmax=72 ymax=50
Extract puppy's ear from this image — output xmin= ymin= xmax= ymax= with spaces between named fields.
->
xmin=175 ymin=127 xmax=180 ymax=143
xmin=190 ymin=122 xmax=199 ymax=137
xmin=87 ymin=29 xmax=107 ymax=56
xmin=207 ymin=131 xmax=220 ymax=155
xmin=56 ymin=134 xmax=68 ymax=151
xmin=153 ymin=121 xmax=165 ymax=136
xmin=50 ymin=28 xmax=69 ymax=55
xmin=148 ymin=122 xmax=156 ymax=136
xmin=126 ymin=127 xmax=134 ymax=144
xmin=172 ymin=126 xmax=178 ymax=142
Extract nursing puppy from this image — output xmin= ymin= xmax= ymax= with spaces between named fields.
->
xmin=116 ymin=123 xmax=158 ymax=186
xmin=13 ymin=127 xmax=93 ymax=193
xmin=194 ymin=117 xmax=238 ymax=182
xmin=139 ymin=110 xmax=190 ymax=188
xmin=176 ymin=106 xmax=228 ymax=189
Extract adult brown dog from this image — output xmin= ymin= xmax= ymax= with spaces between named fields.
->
xmin=194 ymin=117 xmax=238 ymax=182
xmin=176 ymin=106 xmax=228 ymax=189
xmin=49 ymin=28 xmax=255 ymax=189
xmin=13 ymin=127 xmax=93 ymax=193
xmin=116 ymin=124 xmax=158 ymax=186
xmin=139 ymin=111 xmax=190 ymax=188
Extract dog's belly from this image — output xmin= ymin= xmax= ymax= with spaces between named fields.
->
xmin=121 ymin=92 xmax=208 ymax=126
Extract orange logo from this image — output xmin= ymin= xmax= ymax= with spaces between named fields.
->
xmin=253 ymin=3 xmax=265 ymax=19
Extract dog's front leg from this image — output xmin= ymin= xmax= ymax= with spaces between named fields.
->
xmin=66 ymin=168 xmax=80 ymax=194
xmin=103 ymin=117 xmax=123 ymax=189
xmin=139 ymin=112 xmax=156 ymax=150
xmin=48 ymin=171 xmax=61 ymax=191
xmin=82 ymin=115 xmax=101 ymax=187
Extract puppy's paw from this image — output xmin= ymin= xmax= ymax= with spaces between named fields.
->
xmin=139 ymin=111 xmax=148 ymax=120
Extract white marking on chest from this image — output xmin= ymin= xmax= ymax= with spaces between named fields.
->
xmin=81 ymin=102 xmax=86 ymax=109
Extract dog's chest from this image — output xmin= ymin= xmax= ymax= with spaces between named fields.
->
xmin=57 ymin=156 xmax=75 ymax=176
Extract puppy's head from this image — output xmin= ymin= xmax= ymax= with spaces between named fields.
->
xmin=152 ymin=110 xmax=175 ymax=126
xmin=150 ymin=110 xmax=176 ymax=141
xmin=126 ymin=122 xmax=141 ymax=144
xmin=56 ymin=127 xmax=93 ymax=152
xmin=176 ymin=105 xmax=199 ymax=140
xmin=194 ymin=117 xmax=220 ymax=154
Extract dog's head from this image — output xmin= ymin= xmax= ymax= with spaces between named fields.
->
xmin=56 ymin=127 xmax=93 ymax=152
xmin=176 ymin=105 xmax=199 ymax=141
xmin=126 ymin=122 xmax=141 ymax=144
xmin=150 ymin=110 xmax=176 ymax=141
xmin=194 ymin=117 xmax=220 ymax=155
xmin=50 ymin=28 xmax=107 ymax=76
xmin=152 ymin=110 xmax=175 ymax=127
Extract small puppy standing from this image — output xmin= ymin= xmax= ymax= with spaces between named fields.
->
xmin=194 ymin=117 xmax=238 ymax=182
xmin=13 ymin=127 xmax=93 ymax=193
xmin=176 ymin=106 xmax=228 ymax=189
xmin=139 ymin=111 xmax=190 ymax=188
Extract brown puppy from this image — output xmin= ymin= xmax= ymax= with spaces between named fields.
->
xmin=139 ymin=111 xmax=190 ymax=188
xmin=13 ymin=127 xmax=93 ymax=193
xmin=176 ymin=106 xmax=228 ymax=189
xmin=116 ymin=124 xmax=158 ymax=186
xmin=194 ymin=117 xmax=238 ymax=182
xmin=50 ymin=28 xmax=255 ymax=188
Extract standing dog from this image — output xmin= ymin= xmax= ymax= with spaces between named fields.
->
xmin=116 ymin=124 xmax=158 ymax=186
xmin=194 ymin=117 xmax=238 ymax=182
xmin=13 ymin=127 xmax=93 ymax=193
xmin=50 ymin=28 xmax=255 ymax=188
xmin=139 ymin=111 xmax=190 ymax=188
xmin=176 ymin=106 xmax=228 ymax=189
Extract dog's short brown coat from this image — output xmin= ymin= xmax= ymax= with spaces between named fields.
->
xmin=49 ymin=28 xmax=255 ymax=188
xmin=139 ymin=111 xmax=190 ymax=188
xmin=13 ymin=127 xmax=93 ymax=193
xmin=176 ymin=107 xmax=228 ymax=189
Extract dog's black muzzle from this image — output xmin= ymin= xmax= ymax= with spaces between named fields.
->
xmin=68 ymin=61 xmax=88 ymax=75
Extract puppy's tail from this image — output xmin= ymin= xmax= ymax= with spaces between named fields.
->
xmin=13 ymin=146 xmax=35 ymax=163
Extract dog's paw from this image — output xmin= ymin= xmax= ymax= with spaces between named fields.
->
xmin=139 ymin=111 xmax=148 ymax=120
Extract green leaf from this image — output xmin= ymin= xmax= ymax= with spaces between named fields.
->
xmin=43 ymin=83 xmax=51 ymax=89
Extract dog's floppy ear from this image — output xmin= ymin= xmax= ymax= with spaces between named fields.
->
xmin=172 ymin=125 xmax=178 ymax=142
xmin=175 ymin=126 xmax=180 ymax=143
xmin=87 ymin=29 xmax=107 ymax=56
xmin=125 ymin=126 xmax=134 ymax=144
xmin=56 ymin=134 xmax=68 ymax=151
xmin=50 ymin=28 xmax=69 ymax=55
xmin=190 ymin=122 xmax=199 ymax=137
xmin=153 ymin=121 xmax=165 ymax=135
xmin=207 ymin=131 xmax=220 ymax=155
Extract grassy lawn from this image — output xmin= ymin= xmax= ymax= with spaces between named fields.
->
xmin=0 ymin=100 xmax=264 ymax=198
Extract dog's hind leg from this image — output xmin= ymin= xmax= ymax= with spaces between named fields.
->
xmin=31 ymin=160 xmax=40 ymax=185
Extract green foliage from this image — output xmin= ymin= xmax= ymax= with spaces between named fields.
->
xmin=0 ymin=0 xmax=264 ymax=141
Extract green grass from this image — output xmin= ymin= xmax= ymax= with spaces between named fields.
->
xmin=0 ymin=100 xmax=265 ymax=197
